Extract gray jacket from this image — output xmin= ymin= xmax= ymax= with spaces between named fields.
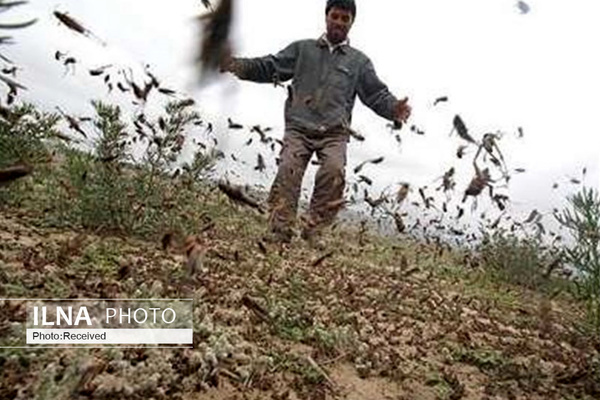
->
xmin=234 ymin=37 xmax=399 ymax=134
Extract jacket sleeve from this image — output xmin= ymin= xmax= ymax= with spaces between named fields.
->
xmin=357 ymin=58 xmax=398 ymax=121
xmin=233 ymin=41 xmax=300 ymax=84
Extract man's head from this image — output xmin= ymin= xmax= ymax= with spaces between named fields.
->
xmin=325 ymin=0 xmax=356 ymax=44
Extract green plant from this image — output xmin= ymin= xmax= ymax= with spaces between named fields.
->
xmin=93 ymin=100 xmax=131 ymax=166
xmin=28 ymin=99 xmax=218 ymax=238
xmin=0 ymin=104 xmax=62 ymax=207
xmin=451 ymin=345 xmax=506 ymax=372
xmin=477 ymin=227 xmax=557 ymax=290
xmin=41 ymin=101 xmax=134 ymax=231
xmin=556 ymin=187 xmax=600 ymax=333
xmin=140 ymin=99 xmax=201 ymax=173
xmin=0 ymin=104 xmax=61 ymax=168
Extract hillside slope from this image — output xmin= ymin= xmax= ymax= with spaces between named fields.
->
xmin=1 ymin=194 xmax=598 ymax=400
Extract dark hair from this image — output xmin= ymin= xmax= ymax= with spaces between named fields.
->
xmin=326 ymin=0 xmax=356 ymax=19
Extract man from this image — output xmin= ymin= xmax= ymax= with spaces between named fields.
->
xmin=222 ymin=0 xmax=411 ymax=245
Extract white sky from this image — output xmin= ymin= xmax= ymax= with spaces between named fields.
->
xmin=5 ymin=0 xmax=600 ymax=226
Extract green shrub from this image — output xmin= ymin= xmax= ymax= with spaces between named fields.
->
xmin=556 ymin=187 xmax=600 ymax=334
xmin=0 ymin=104 xmax=62 ymax=206
xmin=2 ymin=100 xmax=218 ymax=239
xmin=477 ymin=227 xmax=559 ymax=290
xmin=0 ymin=103 xmax=61 ymax=168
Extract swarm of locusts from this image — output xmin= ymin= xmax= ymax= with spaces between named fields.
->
xmin=0 ymin=1 xmax=36 ymax=105
xmin=343 ymin=105 xmax=554 ymax=244
xmin=450 ymin=115 xmax=507 ymax=202
xmin=1 ymin=0 xmax=585 ymax=252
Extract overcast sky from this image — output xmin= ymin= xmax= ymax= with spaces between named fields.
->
xmin=5 ymin=0 xmax=600 ymax=226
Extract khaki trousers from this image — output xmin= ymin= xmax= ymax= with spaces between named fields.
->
xmin=267 ymin=128 xmax=348 ymax=235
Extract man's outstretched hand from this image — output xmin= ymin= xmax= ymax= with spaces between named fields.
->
xmin=218 ymin=47 xmax=234 ymax=72
xmin=218 ymin=48 xmax=244 ymax=78
xmin=394 ymin=97 xmax=411 ymax=124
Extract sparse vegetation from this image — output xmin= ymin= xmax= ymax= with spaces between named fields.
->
xmin=0 ymin=104 xmax=61 ymax=205
xmin=0 ymin=104 xmax=60 ymax=168
xmin=477 ymin=226 xmax=560 ymax=291
xmin=2 ymin=100 xmax=218 ymax=240
xmin=556 ymin=186 xmax=600 ymax=334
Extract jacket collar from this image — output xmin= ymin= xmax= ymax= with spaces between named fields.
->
xmin=317 ymin=34 xmax=349 ymax=54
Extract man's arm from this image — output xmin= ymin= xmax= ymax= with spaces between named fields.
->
xmin=357 ymin=58 xmax=410 ymax=123
xmin=223 ymin=41 xmax=300 ymax=84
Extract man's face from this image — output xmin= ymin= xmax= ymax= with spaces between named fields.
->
xmin=326 ymin=7 xmax=354 ymax=44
